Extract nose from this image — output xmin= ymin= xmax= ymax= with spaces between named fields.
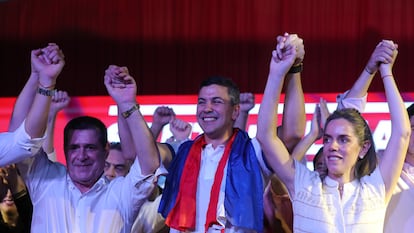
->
xmin=203 ymin=101 xmax=213 ymax=112
xmin=327 ymin=140 xmax=339 ymax=151
xmin=78 ymin=148 xmax=89 ymax=160
xmin=104 ymin=165 xmax=116 ymax=181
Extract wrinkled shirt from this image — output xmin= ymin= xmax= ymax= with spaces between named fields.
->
xmin=0 ymin=121 xmax=43 ymax=166
xmin=292 ymin=160 xmax=386 ymax=233
xmin=18 ymin=150 xmax=166 ymax=233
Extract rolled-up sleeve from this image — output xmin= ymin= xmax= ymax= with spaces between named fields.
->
xmin=336 ymin=90 xmax=367 ymax=112
xmin=0 ymin=121 xmax=44 ymax=166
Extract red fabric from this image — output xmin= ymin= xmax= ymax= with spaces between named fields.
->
xmin=166 ymin=129 xmax=238 ymax=232
xmin=204 ymin=130 xmax=238 ymax=231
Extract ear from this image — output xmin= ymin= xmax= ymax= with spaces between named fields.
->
xmin=104 ymin=143 xmax=110 ymax=159
xmin=358 ymin=140 xmax=372 ymax=159
xmin=232 ymin=104 xmax=240 ymax=121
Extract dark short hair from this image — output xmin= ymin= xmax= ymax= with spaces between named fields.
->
xmin=199 ymin=76 xmax=240 ymax=105
xmin=407 ymin=103 xmax=414 ymax=119
xmin=64 ymin=116 xmax=108 ymax=154
xmin=324 ymin=108 xmax=377 ymax=179
xmin=109 ymin=142 xmax=122 ymax=151
xmin=313 ymin=147 xmax=324 ymax=170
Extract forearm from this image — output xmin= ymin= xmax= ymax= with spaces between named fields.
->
xmin=120 ymin=103 xmax=160 ymax=175
xmin=9 ymin=73 xmax=39 ymax=131
xmin=280 ymin=73 xmax=305 ymax=152
xmin=291 ymin=131 xmax=319 ymax=162
xmin=118 ymin=108 xmax=137 ymax=161
xmin=149 ymin=123 xmax=164 ymax=140
xmin=234 ymin=111 xmax=249 ymax=130
xmin=381 ymin=75 xmax=411 ymax=201
xmin=42 ymin=112 xmax=57 ymax=154
xmin=25 ymin=89 xmax=52 ymax=138
xmin=257 ymin=73 xmax=285 ymax=143
xmin=344 ymin=68 xmax=375 ymax=99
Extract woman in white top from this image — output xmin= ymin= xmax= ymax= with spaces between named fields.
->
xmin=257 ymin=37 xmax=410 ymax=233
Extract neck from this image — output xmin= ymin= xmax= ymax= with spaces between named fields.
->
xmin=327 ymin=170 xmax=355 ymax=186
xmin=204 ymin=129 xmax=235 ymax=148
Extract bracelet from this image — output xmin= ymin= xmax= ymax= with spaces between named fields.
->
xmin=381 ymin=74 xmax=393 ymax=79
xmin=39 ymin=82 xmax=56 ymax=89
xmin=37 ymin=87 xmax=56 ymax=96
xmin=288 ymin=63 xmax=303 ymax=74
xmin=121 ymin=103 xmax=140 ymax=119
xmin=364 ymin=67 xmax=375 ymax=75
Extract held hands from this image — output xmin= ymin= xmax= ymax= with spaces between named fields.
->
xmin=276 ymin=32 xmax=305 ymax=66
xmin=366 ymin=40 xmax=398 ymax=75
xmin=31 ymin=43 xmax=65 ymax=87
xmin=270 ymin=33 xmax=301 ymax=76
xmin=104 ymin=65 xmax=137 ymax=105
xmin=377 ymin=40 xmax=398 ymax=77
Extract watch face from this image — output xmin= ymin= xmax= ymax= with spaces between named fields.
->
xmin=122 ymin=104 xmax=140 ymax=118
xmin=38 ymin=87 xmax=56 ymax=96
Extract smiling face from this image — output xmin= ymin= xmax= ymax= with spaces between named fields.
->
xmin=65 ymin=129 xmax=108 ymax=192
xmin=196 ymin=84 xmax=239 ymax=143
xmin=323 ymin=118 xmax=364 ymax=181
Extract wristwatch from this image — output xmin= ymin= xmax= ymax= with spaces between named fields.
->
xmin=37 ymin=87 xmax=56 ymax=96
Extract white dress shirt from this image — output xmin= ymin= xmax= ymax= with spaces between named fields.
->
xmin=19 ymin=151 xmax=166 ymax=233
xmin=0 ymin=121 xmax=43 ymax=166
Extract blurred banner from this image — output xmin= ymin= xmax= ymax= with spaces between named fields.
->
xmin=1 ymin=93 xmax=414 ymax=167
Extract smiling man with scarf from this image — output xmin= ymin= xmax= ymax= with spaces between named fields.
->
xmin=156 ymin=34 xmax=305 ymax=232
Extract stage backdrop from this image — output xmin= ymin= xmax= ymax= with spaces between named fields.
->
xmin=1 ymin=0 xmax=414 ymax=97
xmin=1 ymin=93 xmax=413 ymax=169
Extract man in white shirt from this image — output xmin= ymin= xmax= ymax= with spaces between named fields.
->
xmin=17 ymin=65 xmax=165 ymax=233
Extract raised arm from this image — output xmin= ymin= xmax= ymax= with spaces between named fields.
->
xmin=150 ymin=106 xmax=175 ymax=140
xmin=278 ymin=34 xmax=306 ymax=153
xmin=104 ymin=65 xmax=160 ymax=175
xmin=165 ymin=118 xmax=192 ymax=156
xmin=257 ymin=37 xmax=298 ymax=193
xmin=376 ymin=41 xmax=411 ymax=203
xmin=234 ymin=92 xmax=255 ymax=130
xmin=9 ymin=43 xmax=64 ymax=138
xmin=339 ymin=41 xmax=397 ymax=111
xmin=43 ymin=90 xmax=71 ymax=160
xmin=291 ymin=105 xmax=322 ymax=161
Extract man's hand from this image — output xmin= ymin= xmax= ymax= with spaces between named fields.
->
xmin=32 ymin=43 xmax=65 ymax=87
xmin=50 ymin=90 xmax=71 ymax=115
xmin=153 ymin=106 xmax=175 ymax=127
xmin=239 ymin=92 xmax=255 ymax=113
